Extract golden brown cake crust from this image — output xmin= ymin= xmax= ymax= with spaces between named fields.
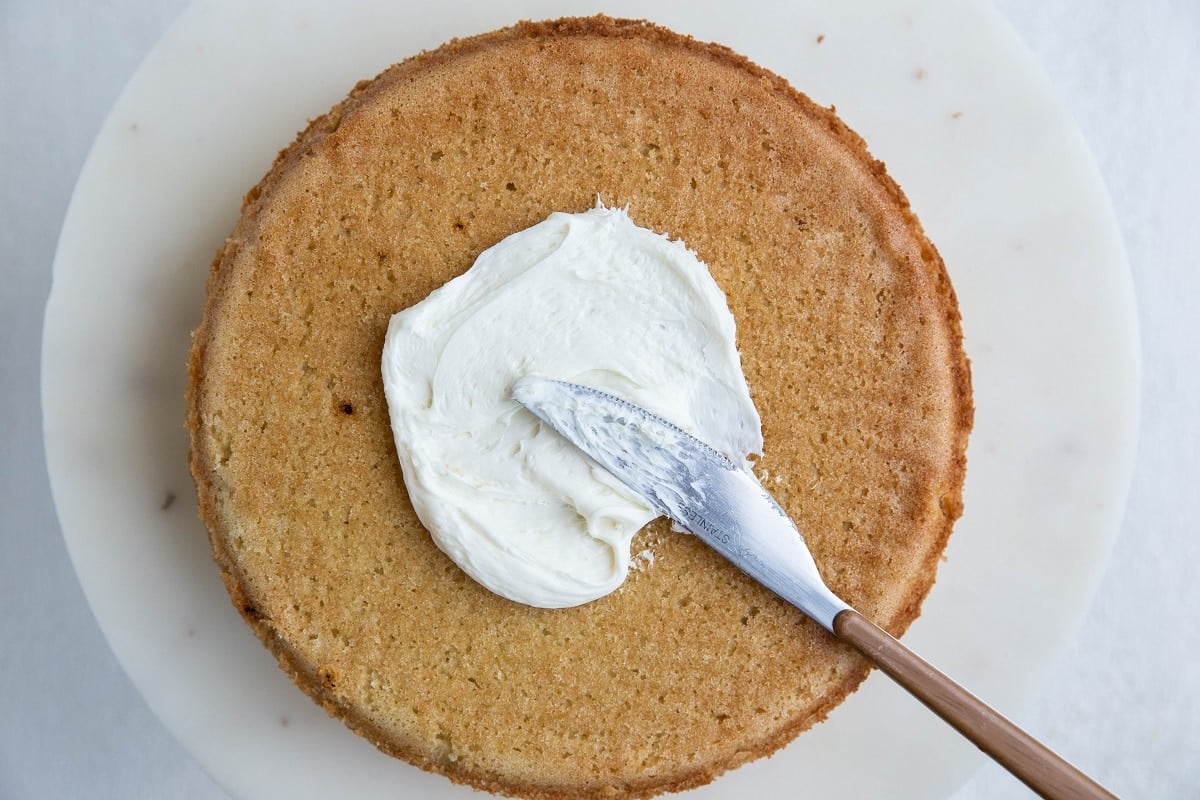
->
xmin=187 ymin=15 xmax=971 ymax=799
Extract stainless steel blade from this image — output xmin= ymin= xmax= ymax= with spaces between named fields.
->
xmin=512 ymin=375 xmax=849 ymax=631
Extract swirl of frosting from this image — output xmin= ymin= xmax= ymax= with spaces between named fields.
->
xmin=382 ymin=205 xmax=761 ymax=607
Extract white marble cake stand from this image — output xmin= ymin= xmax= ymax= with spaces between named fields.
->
xmin=42 ymin=0 xmax=1138 ymax=798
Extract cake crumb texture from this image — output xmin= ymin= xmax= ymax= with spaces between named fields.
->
xmin=187 ymin=15 xmax=971 ymax=799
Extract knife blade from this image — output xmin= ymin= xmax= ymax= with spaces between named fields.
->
xmin=511 ymin=374 xmax=850 ymax=630
xmin=511 ymin=374 xmax=1114 ymax=800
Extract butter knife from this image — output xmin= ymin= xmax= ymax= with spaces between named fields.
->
xmin=513 ymin=375 xmax=1114 ymax=800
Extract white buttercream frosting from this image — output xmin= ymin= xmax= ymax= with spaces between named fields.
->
xmin=381 ymin=205 xmax=762 ymax=607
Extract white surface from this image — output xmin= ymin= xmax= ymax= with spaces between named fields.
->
xmin=38 ymin=0 xmax=1137 ymax=797
xmin=0 ymin=5 xmax=1194 ymax=800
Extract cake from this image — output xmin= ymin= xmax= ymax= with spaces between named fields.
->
xmin=187 ymin=16 xmax=972 ymax=799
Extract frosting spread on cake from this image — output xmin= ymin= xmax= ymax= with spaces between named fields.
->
xmin=381 ymin=206 xmax=762 ymax=607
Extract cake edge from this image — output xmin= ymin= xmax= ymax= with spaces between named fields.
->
xmin=185 ymin=13 xmax=973 ymax=800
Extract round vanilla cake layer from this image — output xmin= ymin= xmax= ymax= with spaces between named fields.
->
xmin=187 ymin=16 xmax=971 ymax=800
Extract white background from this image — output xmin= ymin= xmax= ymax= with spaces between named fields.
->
xmin=1 ymin=1 xmax=1196 ymax=798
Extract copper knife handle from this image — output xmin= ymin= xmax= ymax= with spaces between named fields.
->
xmin=834 ymin=610 xmax=1116 ymax=800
